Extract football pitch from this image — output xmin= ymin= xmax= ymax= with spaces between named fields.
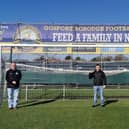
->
xmin=0 ymin=99 xmax=129 ymax=129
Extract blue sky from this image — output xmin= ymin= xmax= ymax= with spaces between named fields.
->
xmin=0 ymin=0 xmax=129 ymax=24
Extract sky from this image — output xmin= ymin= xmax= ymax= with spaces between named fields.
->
xmin=0 ymin=0 xmax=129 ymax=24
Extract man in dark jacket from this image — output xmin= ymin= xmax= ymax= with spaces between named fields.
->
xmin=89 ymin=64 xmax=107 ymax=107
xmin=6 ymin=62 xmax=22 ymax=109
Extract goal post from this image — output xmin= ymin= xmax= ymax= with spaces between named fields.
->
xmin=0 ymin=46 xmax=2 ymax=105
xmin=0 ymin=46 xmax=5 ymax=105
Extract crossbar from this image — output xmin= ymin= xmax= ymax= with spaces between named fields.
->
xmin=0 ymin=43 xmax=129 ymax=47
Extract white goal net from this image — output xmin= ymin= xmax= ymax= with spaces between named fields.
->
xmin=1 ymin=43 xmax=129 ymax=101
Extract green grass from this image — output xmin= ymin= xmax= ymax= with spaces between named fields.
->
xmin=1 ymin=99 xmax=129 ymax=129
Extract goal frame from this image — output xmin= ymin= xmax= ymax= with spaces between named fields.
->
xmin=0 ymin=43 xmax=129 ymax=103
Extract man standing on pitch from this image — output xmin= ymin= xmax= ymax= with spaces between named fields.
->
xmin=6 ymin=62 xmax=22 ymax=109
xmin=89 ymin=64 xmax=107 ymax=107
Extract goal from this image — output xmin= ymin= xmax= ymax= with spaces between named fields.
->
xmin=1 ymin=43 xmax=129 ymax=103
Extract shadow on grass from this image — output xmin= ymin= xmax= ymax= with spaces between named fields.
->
xmin=17 ymin=96 xmax=61 ymax=108
xmin=17 ymin=98 xmax=119 ymax=108
xmin=17 ymin=99 xmax=57 ymax=108
xmin=104 ymin=99 xmax=119 ymax=106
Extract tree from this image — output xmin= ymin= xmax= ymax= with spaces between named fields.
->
xmin=103 ymin=56 xmax=113 ymax=61
xmin=65 ymin=55 xmax=72 ymax=60
xmin=75 ymin=56 xmax=81 ymax=61
xmin=34 ymin=56 xmax=45 ymax=62
xmin=40 ymin=56 xmax=45 ymax=61
xmin=91 ymin=56 xmax=101 ymax=62
xmin=114 ymin=55 xmax=128 ymax=61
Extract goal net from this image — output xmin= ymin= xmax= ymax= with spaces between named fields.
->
xmin=1 ymin=43 xmax=129 ymax=102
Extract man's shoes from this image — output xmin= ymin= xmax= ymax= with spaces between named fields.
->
xmin=92 ymin=105 xmax=96 ymax=108
xmin=101 ymin=104 xmax=105 ymax=107
xmin=9 ymin=107 xmax=18 ymax=110
xmin=9 ymin=107 xmax=13 ymax=110
xmin=92 ymin=104 xmax=105 ymax=108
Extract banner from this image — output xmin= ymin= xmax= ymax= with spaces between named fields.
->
xmin=1 ymin=24 xmax=129 ymax=43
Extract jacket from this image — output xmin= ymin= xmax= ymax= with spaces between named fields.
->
xmin=6 ymin=69 xmax=22 ymax=88
xmin=89 ymin=70 xmax=107 ymax=86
